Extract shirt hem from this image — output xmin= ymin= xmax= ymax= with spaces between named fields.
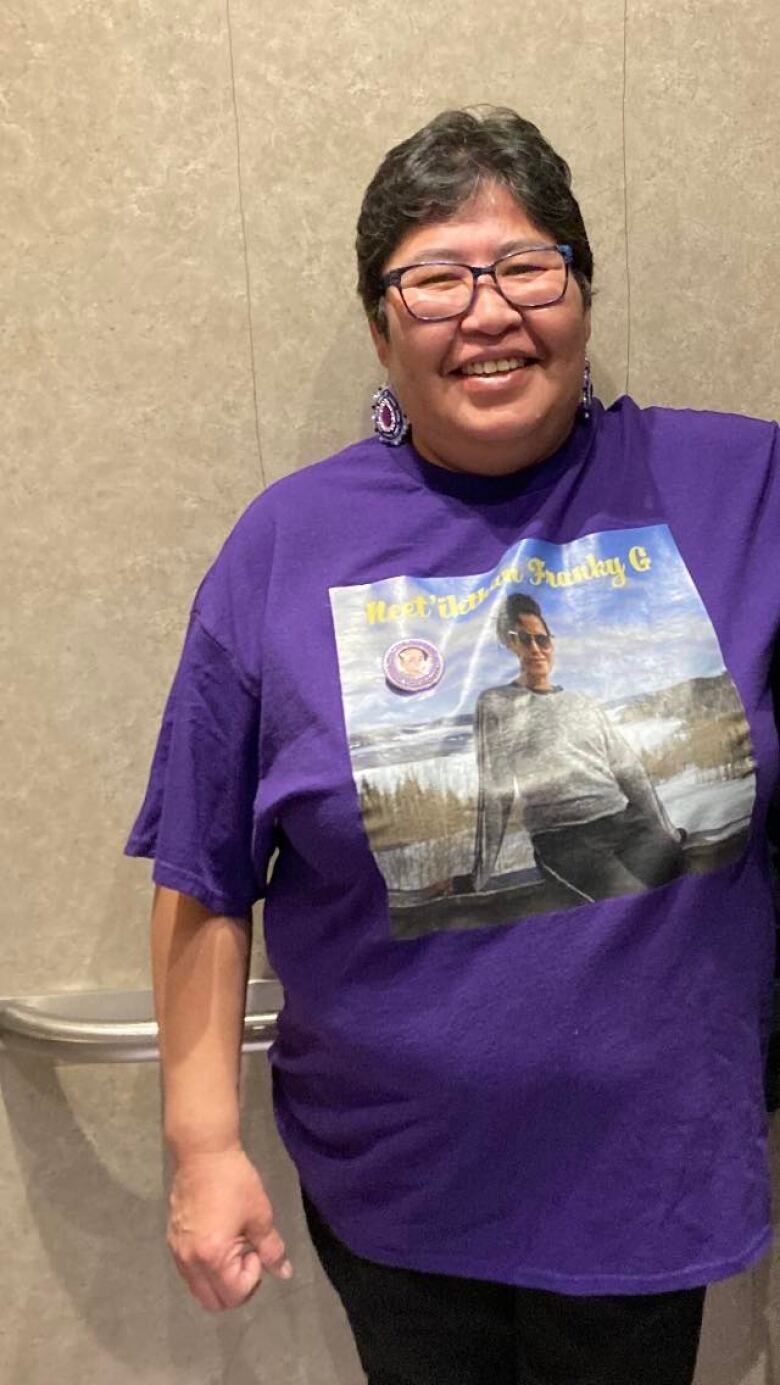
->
xmin=302 ymin=1209 xmax=771 ymax=1294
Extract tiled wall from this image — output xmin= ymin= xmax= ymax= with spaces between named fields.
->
xmin=1 ymin=1 xmax=777 ymax=1380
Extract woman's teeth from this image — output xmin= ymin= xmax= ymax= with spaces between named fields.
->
xmin=460 ymin=356 xmax=530 ymax=376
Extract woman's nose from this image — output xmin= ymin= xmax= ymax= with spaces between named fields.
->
xmin=459 ymin=276 xmax=523 ymax=333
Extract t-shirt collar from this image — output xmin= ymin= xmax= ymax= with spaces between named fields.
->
xmin=385 ymin=400 xmax=602 ymax=503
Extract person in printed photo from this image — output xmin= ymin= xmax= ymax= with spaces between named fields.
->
xmin=470 ymin=591 xmax=685 ymax=901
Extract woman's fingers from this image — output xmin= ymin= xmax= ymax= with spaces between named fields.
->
xmin=246 ymin=1218 xmax=293 ymax=1281
xmin=213 ymin=1241 xmax=264 ymax=1309
xmin=166 ymin=1148 xmax=293 ymax=1311
xmin=170 ymin=1246 xmax=231 ymax=1312
xmin=171 ymin=1234 xmax=267 ymax=1310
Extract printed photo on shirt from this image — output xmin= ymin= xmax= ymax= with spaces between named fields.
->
xmin=329 ymin=525 xmax=756 ymax=939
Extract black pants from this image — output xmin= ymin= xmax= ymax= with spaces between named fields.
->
xmin=533 ymin=804 xmax=686 ymax=902
xmin=302 ymin=1189 xmax=705 ymax=1385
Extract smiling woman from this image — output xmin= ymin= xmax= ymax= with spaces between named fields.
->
xmin=127 ymin=104 xmax=780 ymax=1385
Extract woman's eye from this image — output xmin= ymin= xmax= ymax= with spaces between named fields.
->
xmin=418 ymin=272 xmax=462 ymax=289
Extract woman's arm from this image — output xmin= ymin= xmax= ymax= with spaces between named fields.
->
xmin=152 ymin=885 xmax=293 ymax=1311
xmin=471 ymin=693 xmax=517 ymax=892
xmin=600 ymin=719 xmax=680 ymax=838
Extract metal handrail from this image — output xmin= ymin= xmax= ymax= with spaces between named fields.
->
xmin=0 ymin=978 xmax=282 ymax=1064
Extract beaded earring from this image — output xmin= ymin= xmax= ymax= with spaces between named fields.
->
xmin=371 ymin=385 xmax=410 ymax=446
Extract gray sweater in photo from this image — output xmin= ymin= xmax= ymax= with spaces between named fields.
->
xmin=472 ymin=683 xmax=674 ymax=890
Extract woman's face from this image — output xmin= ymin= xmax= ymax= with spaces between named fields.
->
xmin=510 ymin=615 xmax=554 ymax=691
xmin=371 ymin=181 xmax=591 ymax=478
xmin=398 ymin=646 xmax=428 ymax=675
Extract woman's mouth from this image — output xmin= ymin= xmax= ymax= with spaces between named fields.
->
xmin=457 ymin=355 xmax=536 ymax=377
xmin=452 ymin=355 xmax=540 ymax=388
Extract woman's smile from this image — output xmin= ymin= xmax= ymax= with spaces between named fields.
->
xmin=450 ymin=357 xmax=539 ymax=396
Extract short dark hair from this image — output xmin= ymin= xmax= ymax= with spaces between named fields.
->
xmin=356 ymin=106 xmax=593 ymax=333
xmin=497 ymin=591 xmax=551 ymax=646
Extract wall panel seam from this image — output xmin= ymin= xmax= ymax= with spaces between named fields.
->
xmin=226 ymin=0 xmax=268 ymax=489
xmin=621 ymin=0 xmax=632 ymax=397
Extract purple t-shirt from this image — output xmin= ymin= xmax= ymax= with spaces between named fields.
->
xmin=126 ymin=397 xmax=780 ymax=1293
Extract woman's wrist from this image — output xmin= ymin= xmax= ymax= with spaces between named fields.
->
xmin=166 ymin=1129 xmax=243 ymax=1164
xmin=164 ymin=1101 xmax=242 ymax=1163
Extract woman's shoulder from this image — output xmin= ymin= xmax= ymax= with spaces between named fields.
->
xmin=249 ymin=436 xmax=389 ymax=513
xmin=476 ymin=683 xmax=548 ymax=710
xmin=197 ymin=437 xmax=383 ymax=568
xmin=596 ymin=398 xmax=777 ymax=514
xmin=604 ymin=395 xmax=776 ymax=455
xmin=191 ymin=437 xmax=389 ymax=628
xmin=476 ymin=682 xmax=522 ymax=710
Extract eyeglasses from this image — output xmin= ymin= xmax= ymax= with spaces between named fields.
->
xmin=379 ymin=245 xmax=573 ymax=323
xmin=509 ymin=630 xmax=553 ymax=651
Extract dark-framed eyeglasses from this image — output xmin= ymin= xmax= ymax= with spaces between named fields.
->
xmin=379 ymin=245 xmax=573 ymax=323
xmin=509 ymin=629 xmax=553 ymax=651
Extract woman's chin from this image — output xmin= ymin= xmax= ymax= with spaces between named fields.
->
xmin=417 ymin=416 xmax=569 ymax=474
xmin=430 ymin=389 xmax=578 ymax=457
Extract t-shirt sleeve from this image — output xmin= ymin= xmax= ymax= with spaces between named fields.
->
xmin=124 ymin=609 xmax=265 ymax=917
xmin=770 ymin=636 xmax=780 ymax=891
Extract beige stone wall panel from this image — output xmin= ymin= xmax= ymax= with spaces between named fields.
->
xmin=625 ymin=0 xmax=779 ymax=418
xmin=1 ymin=1 xmax=263 ymax=991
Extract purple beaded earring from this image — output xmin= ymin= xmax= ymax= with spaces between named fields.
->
xmin=372 ymin=385 xmax=409 ymax=446
xmin=580 ymin=358 xmax=593 ymax=420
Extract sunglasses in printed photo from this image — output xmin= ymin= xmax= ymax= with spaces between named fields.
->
xmin=508 ymin=629 xmax=553 ymax=651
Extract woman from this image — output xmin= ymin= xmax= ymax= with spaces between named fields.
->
xmin=127 ymin=107 xmax=779 ymax=1384
xmin=473 ymin=591 xmax=686 ymax=901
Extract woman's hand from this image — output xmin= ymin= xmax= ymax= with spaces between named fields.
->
xmin=167 ymin=1146 xmax=293 ymax=1312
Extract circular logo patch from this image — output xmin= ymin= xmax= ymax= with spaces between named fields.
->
xmin=383 ymin=638 xmax=444 ymax=693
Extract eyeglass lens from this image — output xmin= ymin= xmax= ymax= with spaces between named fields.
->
xmin=399 ymin=248 xmax=567 ymax=321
